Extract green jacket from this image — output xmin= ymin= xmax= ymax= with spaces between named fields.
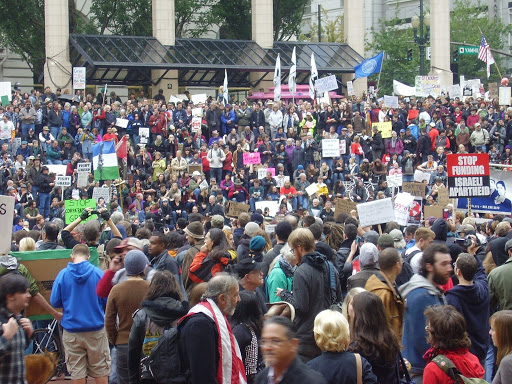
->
xmin=266 ymin=260 xmax=294 ymax=304
xmin=0 ymin=255 xmax=39 ymax=296
xmin=489 ymin=258 xmax=512 ymax=310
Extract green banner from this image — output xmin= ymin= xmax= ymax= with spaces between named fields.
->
xmin=64 ymin=199 xmax=97 ymax=224
xmin=0 ymin=95 xmax=9 ymax=106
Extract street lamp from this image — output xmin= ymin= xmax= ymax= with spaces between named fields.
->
xmin=411 ymin=4 xmax=431 ymax=76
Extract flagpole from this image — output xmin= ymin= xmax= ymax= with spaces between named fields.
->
xmin=478 ymin=27 xmax=503 ymax=79
xmin=376 ymin=52 xmax=384 ymax=98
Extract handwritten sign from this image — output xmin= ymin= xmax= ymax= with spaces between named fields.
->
xmin=437 ymin=186 xmax=450 ymax=206
xmin=315 ymin=75 xmax=338 ymax=94
xmin=424 ymin=205 xmax=444 ymax=219
xmin=305 ymin=183 xmax=319 ymax=196
xmin=274 ymin=175 xmax=290 ymax=188
xmin=334 ymin=199 xmax=357 ymax=219
xmin=489 ymin=83 xmax=498 ymax=100
xmin=92 ymin=186 xmax=111 ymax=204
xmin=256 ymin=201 xmax=280 ymax=217
xmin=188 ymin=164 xmax=202 ymax=175
xmin=384 ymin=95 xmax=399 ymax=108
xmin=77 ymin=163 xmax=91 ymax=173
xmin=356 ymin=198 xmax=395 ymax=227
xmin=386 ymin=174 xmax=403 ymax=188
xmin=243 ymin=152 xmax=261 ymax=165
xmin=77 ymin=172 xmax=88 ymax=188
xmin=414 ymin=169 xmax=430 ymax=183
xmin=322 ymin=139 xmax=340 ymax=158
xmin=64 ymin=199 xmax=97 ymax=224
xmin=72 ymin=67 xmax=86 ymax=90
xmin=199 ymin=179 xmax=209 ymax=190
xmin=499 ymin=87 xmax=511 ymax=106
xmin=372 ymin=122 xmax=392 ymax=139
xmin=402 ymin=182 xmax=426 ymax=198
xmin=0 ymin=196 xmax=14 ymax=255
xmin=393 ymin=192 xmax=415 ymax=226
xmin=347 ymin=81 xmax=354 ymax=96
xmin=226 ymin=201 xmax=250 ymax=218
xmin=115 ymin=118 xmax=129 ymax=129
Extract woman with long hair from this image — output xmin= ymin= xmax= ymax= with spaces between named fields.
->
xmin=490 ymin=310 xmax=512 ymax=383
xmin=231 ymin=291 xmax=264 ymax=383
xmin=423 ymin=305 xmax=484 ymax=383
xmin=128 ymin=270 xmax=188 ymax=384
xmin=308 ymin=309 xmax=378 ymax=384
xmin=348 ymin=291 xmax=402 ymax=384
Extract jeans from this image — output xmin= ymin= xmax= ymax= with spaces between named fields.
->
xmin=46 ymin=159 xmax=62 ymax=165
xmin=21 ymin=123 xmax=35 ymax=137
xmin=297 ymin=195 xmax=308 ymax=209
xmin=211 ymin=167 xmax=222 ymax=183
xmin=250 ymin=196 xmax=263 ymax=211
xmin=172 ymin=211 xmax=188 ymax=224
xmin=39 ymin=192 xmax=51 ymax=218
xmin=116 ymin=344 xmax=129 ymax=384
xmin=332 ymin=173 xmax=345 ymax=185
xmin=485 ymin=343 xmax=495 ymax=382
xmin=110 ymin=346 xmax=118 ymax=384
xmin=403 ymin=174 xmax=414 ymax=182
xmin=50 ymin=126 xmax=61 ymax=139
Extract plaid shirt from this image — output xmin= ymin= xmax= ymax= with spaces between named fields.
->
xmin=0 ymin=311 xmax=31 ymax=384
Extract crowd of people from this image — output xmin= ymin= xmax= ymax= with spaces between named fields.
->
xmin=1 ymin=85 xmax=512 ymax=384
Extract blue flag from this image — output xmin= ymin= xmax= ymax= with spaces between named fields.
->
xmin=354 ymin=52 xmax=384 ymax=79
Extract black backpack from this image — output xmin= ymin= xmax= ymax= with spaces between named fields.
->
xmin=141 ymin=327 xmax=189 ymax=384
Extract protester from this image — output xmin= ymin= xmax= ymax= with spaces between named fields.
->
xmin=490 ymin=310 xmax=512 ymax=384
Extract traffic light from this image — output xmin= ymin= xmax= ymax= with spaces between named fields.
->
xmin=407 ymin=49 xmax=413 ymax=61
xmin=453 ymin=49 xmax=458 ymax=62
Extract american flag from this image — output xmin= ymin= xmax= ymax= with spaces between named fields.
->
xmin=478 ymin=35 xmax=494 ymax=78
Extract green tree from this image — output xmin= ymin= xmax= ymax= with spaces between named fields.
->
xmin=90 ymin=0 xmax=152 ymax=35
xmin=211 ymin=0 xmax=251 ymax=40
xmin=274 ymin=0 xmax=309 ymax=41
xmin=299 ymin=9 xmax=344 ymax=43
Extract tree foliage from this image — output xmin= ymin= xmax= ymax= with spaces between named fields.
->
xmin=211 ymin=0 xmax=252 ymax=40
xmin=299 ymin=9 xmax=344 ymax=43
xmin=273 ymin=0 xmax=309 ymax=41
xmin=90 ymin=0 xmax=152 ymax=36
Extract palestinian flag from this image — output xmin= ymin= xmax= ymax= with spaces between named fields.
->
xmin=92 ymin=141 xmax=119 ymax=181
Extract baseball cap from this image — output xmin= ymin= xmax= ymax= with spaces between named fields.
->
xmin=235 ymin=258 xmax=264 ymax=278
xmin=114 ymin=237 xmax=143 ymax=250
xmin=457 ymin=224 xmax=476 ymax=236
xmin=362 ymin=230 xmax=379 ymax=245
xmin=377 ymin=234 xmax=394 ymax=249
xmin=211 ymin=215 xmax=225 ymax=229
xmin=359 ymin=243 xmax=379 ymax=268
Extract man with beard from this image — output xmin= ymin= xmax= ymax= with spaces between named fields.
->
xmin=399 ymin=243 xmax=452 ymax=383
xmin=180 ymin=273 xmax=246 ymax=384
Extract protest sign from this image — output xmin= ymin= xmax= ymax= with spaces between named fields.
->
xmin=437 ymin=186 xmax=450 ymax=206
xmin=408 ymin=199 xmax=422 ymax=225
xmin=334 ymin=199 xmax=357 ymax=219
xmin=386 ymin=174 xmax=403 ymax=188
xmin=243 ymin=152 xmax=261 ymax=165
xmin=447 ymin=84 xmax=462 ymax=99
xmin=115 ymin=118 xmax=129 ymax=129
xmin=72 ymin=67 xmax=86 ymax=90
xmin=347 ymin=81 xmax=354 ymax=96
xmin=372 ymin=122 xmax=392 ymax=139
xmin=315 ymin=75 xmax=338 ymax=94
xmin=92 ymin=186 xmax=111 ymax=204
xmin=402 ymin=182 xmax=426 ymax=198
xmin=191 ymin=94 xmax=207 ymax=104
xmin=191 ymin=117 xmax=202 ymax=133
xmin=199 ymin=179 xmax=209 ymax=190
xmin=265 ymin=224 xmax=276 ymax=234
xmin=499 ymin=87 xmax=511 ymax=106
xmin=322 ymin=139 xmax=340 ymax=157
xmin=55 ymin=176 xmax=71 ymax=187
xmin=11 ymin=137 xmax=21 ymax=157
xmin=488 ymin=83 xmax=499 ymax=99
xmin=77 ymin=172 xmax=88 ymax=188
xmin=357 ymin=198 xmax=395 ymax=227
xmin=424 ymin=205 xmax=444 ymax=219
xmin=384 ymin=95 xmax=399 ymax=108
xmin=256 ymin=201 xmax=280 ymax=217
xmin=274 ymin=175 xmax=289 ymax=188
xmin=0 ymin=196 xmax=14 ymax=255
xmin=64 ymin=199 xmax=97 ymax=224
xmin=45 ymin=164 xmax=67 ymax=176
xmin=305 ymin=183 xmax=319 ymax=196
xmin=415 ymin=76 xmax=441 ymax=97
xmin=226 ymin=201 xmax=250 ymax=218
xmin=447 ymin=153 xmax=490 ymax=198
xmin=0 ymin=82 xmax=11 ymax=103
xmin=77 ymin=163 xmax=91 ymax=173
xmin=339 ymin=139 xmax=347 ymax=155
xmin=139 ymin=128 xmax=150 ymax=145
xmin=414 ymin=169 xmax=430 ymax=183
xmin=393 ymin=192 xmax=415 ymax=226
xmin=188 ymin=164 xmax=202 ymax=175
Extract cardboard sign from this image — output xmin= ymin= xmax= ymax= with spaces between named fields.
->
xmin=0 ymin=195 xmax=14 ymax=255
xmin=92 ymin=186 xmax=111 ymax=203
xmin=55 ymin=175 xmax=72 ymax=187
xmin=372 ymin=122 xmax=392 ymax=139
xmin=402 ymin=182 xmax=427 ymax=198
xmin=256 ymin=201 xmax=280 ymax=217
xmin=77 ymin=162 xmax=91 ymax=173
xmin=14 ymin=249 xmax=99 ymax=318
xmin=424 ymin=205 xmax=444 ymax=219
xmin=437 ymin=186 xmax=450 ymax=206
xmin=356 ymin=198 xmax=395 ymax=227
xmin=489 ymin=83 xmax=499 ymax=99
xmin=72 ymin=67 xmax=86 ymax=90
xmin=64 ymin=199 xmax=97 ymax=224
xmin=446 ymin=153 xmax=490 ymax=198
xmin=115 ymin=118 xmax=129 ymax=128
xmin=305 ymin=183 xmax=319 ymax=196
xmin=322 ymin=139 xmax=340 ymax=158
xmin=188 ymin=164 xmax=202 ymax=175
xmin=243 ymin=152 xmax=261 ymax=165
xmin=334 ymin=199 xmax=357 ymax=219
xmin=226 ymin=201 xmax=250 ymax=218
xmin=384 ymin=95 xmax=399 ymax=108
xmin=393 ymin=192 xmax=415 ymax=226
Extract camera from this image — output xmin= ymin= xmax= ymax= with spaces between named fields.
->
xmin=455 ymin=235 xmax=478 ymax=249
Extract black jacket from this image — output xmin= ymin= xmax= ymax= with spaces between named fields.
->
xmin=307 ymin=351 xmax=378 ymax=384
xmin=255 ymin=357 xmax=326 ymax=384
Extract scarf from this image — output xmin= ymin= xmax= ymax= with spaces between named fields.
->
xmin=185 ymin=299 xmax=247 ymax=384
xmin=278 ymin=256 xmax=296 ymax=277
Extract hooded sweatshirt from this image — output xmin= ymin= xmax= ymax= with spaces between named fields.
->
xmin=445 ymin=257 xmax=489 ymax=361
xmin=50 ymin=260 xmax=107 ymax=332
xmin=399 ymin=274 xmax=446 ymax=374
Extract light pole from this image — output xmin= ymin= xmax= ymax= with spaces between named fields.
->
xmin=411 ymin=2 xmax=431 ymax=76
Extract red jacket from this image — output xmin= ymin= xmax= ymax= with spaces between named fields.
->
xmin=423 ymin=348 xmax=484 ymax=384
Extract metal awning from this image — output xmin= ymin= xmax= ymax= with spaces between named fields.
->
xmin=69 ymin=34 xmax=364 ymax=87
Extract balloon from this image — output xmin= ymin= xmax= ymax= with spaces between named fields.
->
xmin=501 ymin=78 xmax=509 ymax=86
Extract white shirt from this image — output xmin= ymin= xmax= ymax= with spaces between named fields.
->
xmin=0 ymin=120 xmax=14 ymax=140
xmin=405 ymin=245 xmax=423 ymax=274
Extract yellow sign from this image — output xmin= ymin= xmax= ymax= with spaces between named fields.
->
xmin=372 ymin=121 xmax=392 ymax=139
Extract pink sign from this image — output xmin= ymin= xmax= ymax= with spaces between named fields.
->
xmin=243 ymin=152 xmax=261 ymax=165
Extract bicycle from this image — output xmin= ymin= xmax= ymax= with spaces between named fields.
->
xmin=31 ymin=318 xmax=67 ymax=381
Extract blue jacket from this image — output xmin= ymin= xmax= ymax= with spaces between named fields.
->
xmin=399 ymin=274 xmax=446 ymax=374
xmin=445 ymin=257 xmax=490 ymax=361
xmin=50 ymin=260 xmax=107 ymax=332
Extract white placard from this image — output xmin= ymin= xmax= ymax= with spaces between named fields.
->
xmin=322 ymin=139 xmax=340 ymax=158
xmin=73 ymin=67 xmax=86 ymax=90
xmin=315 ymin=75 xmax=338 ymax=94
xmin=92 ymin=186 xmax=111 ymax=204
xmin=356 ymin=198 xmax=395 ymax=227
xmin=139 ymin=128 xmax=150 ymax=145
xmin=77 ymin=162 xmax=91 ymax=173
xmin=384 ymin=95 xmax=399 ymax=108
xmin=447 ymin=84 xmax=462 ymax=99
xmin=255 ymin=201 xmax=280 ymax=217
xmin=386 ymin=174 xmax=403 ymax=188
xmin=339 ymin=139 xmax=346 ymax=155
xmin=0 ymin=82 xmax=11 ymax=101
xmin=55 ymin=175 xmax=72 ymax=187
xmin=169 ymin=96 xmax=182 ymax=104
xmin=191 ymin=94 xmax=207 ymax=104
xmin=0 ymin=195 xmax=15 ymax=254
xmin=393 ymin=192 xmax=415 ymax=226
xmin=347 ymin=81 xmax=355 ymax=96
xmin=265 ymin=224 xmax=276 ymax=234
xmin=499 ymin=87 xmax=511 ymax=106
xmin=274 ymin=175 xmax=290 ymax=188
xmin=115 ymin=118 xmax=129 ymax=129
xmin=45 ymin=164 xmax=67 ymax=176
xmin=415 ymin=76 xmax=441 ymax=97
xmin=305 ymin=183 xmax=319 ymax=196
xmin=199 ymin=179 xmax=209 ymax=190
xmin=414 ymin=169 xmax=430 ymax=183
xmin=77 ymin=172 xmax=89 ymax=188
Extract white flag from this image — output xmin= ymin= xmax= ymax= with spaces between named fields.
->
xmin=309 ymin=53 xmax=318 ymax=101
xmin=223 ymin=69 xmax=229 ymax=104
xmin=274 ymin=54 xmax=282 ymax=102
xmin=289 ymin=47 xmax=297 ymax=96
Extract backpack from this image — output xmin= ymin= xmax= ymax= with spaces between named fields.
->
xmin=432 ymin=354 xmax=489 ymax=384
xmin=141 ymin=327 xmax=189 ymax=384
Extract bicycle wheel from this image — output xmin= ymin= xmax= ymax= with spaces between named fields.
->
xmin=30 ymin=328 xmax=65 ymax=381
